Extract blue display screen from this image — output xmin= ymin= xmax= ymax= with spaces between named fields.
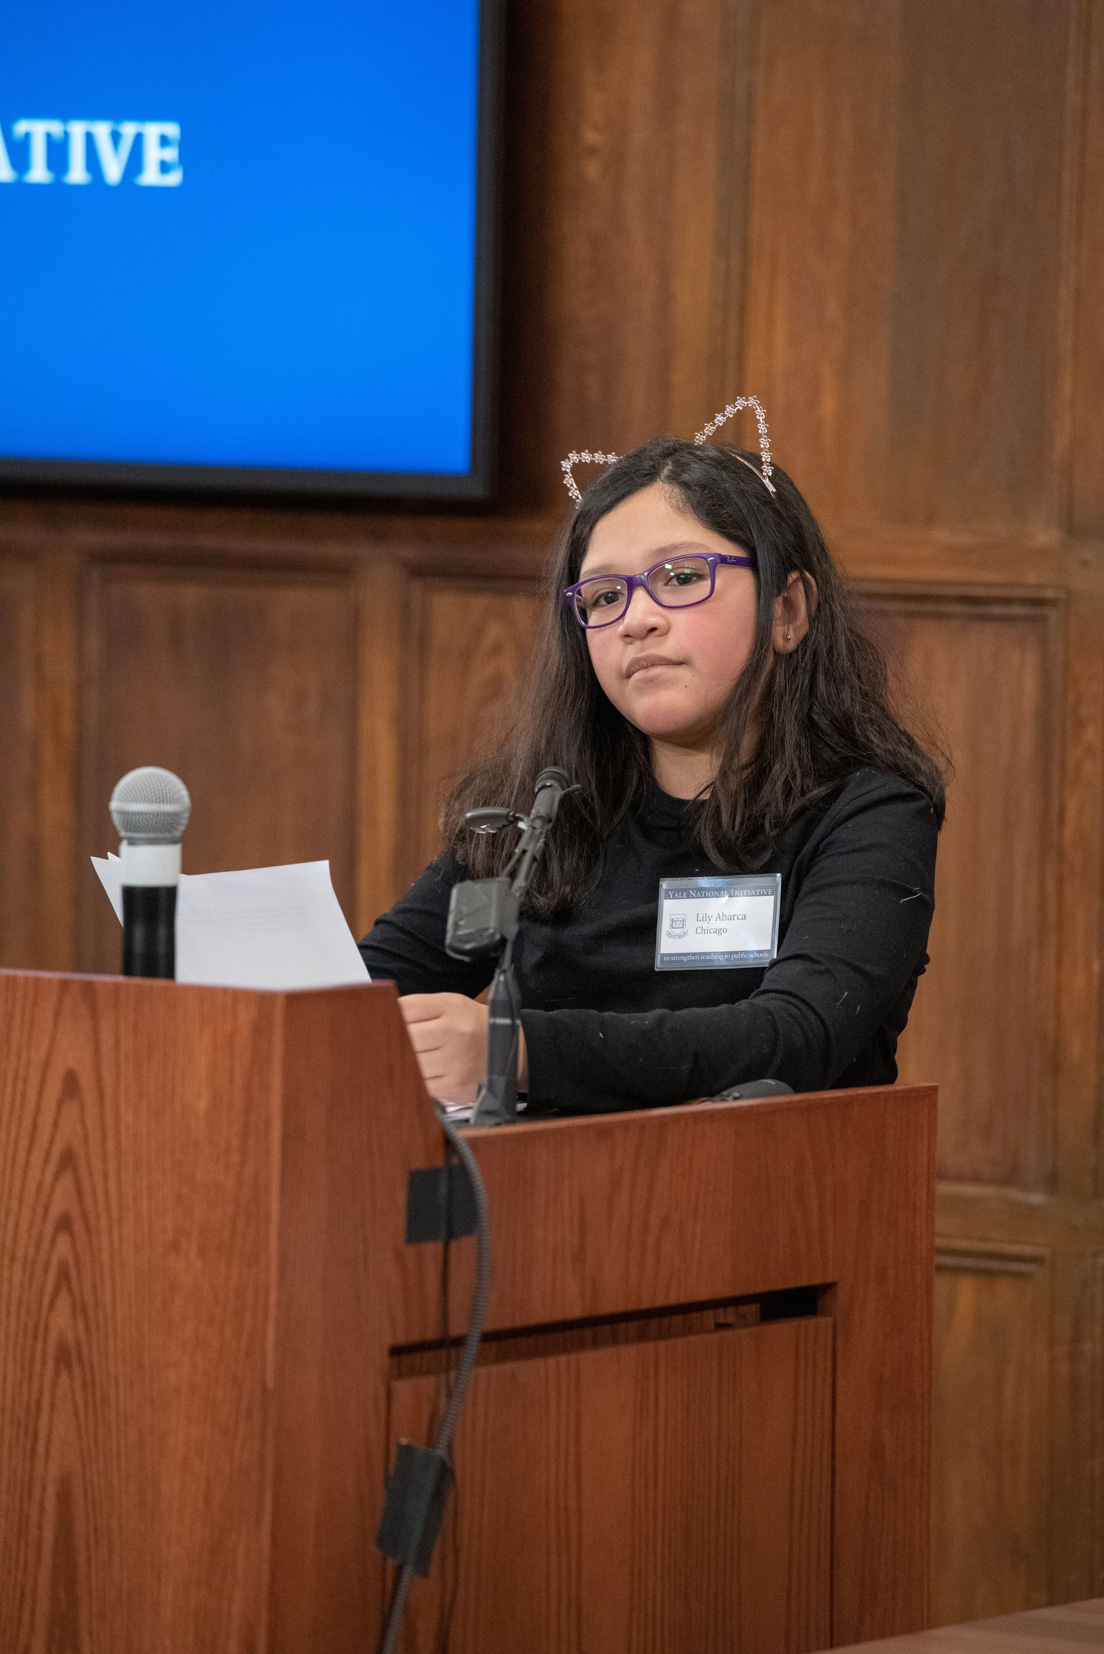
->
xmin=0 ymin=1 xmax=484 ymax=482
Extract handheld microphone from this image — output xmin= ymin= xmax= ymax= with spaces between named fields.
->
xmin=109 ymin=766 xmax=191 ymax=979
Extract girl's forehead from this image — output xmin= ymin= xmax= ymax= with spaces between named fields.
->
xmin=580 ymin=485 xmax=741 ymax=576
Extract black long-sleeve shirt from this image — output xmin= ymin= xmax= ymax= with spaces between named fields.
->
xmin=359 ymin=766 xmax=938 ymax=1113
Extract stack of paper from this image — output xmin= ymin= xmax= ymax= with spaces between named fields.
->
xmin=92 ymin=857 xmax=370 ymax=991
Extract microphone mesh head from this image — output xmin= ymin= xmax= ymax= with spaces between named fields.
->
xmin=109 ymin=766 xmax=192 ymax=843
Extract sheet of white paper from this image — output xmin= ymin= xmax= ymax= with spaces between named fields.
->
xmin=91 ymin=857 xmax=370 ymax=991
xmin=93 ymin=856 xmax=125 ymax=922
xmin=439 ymin=1101 xmax=476 ymax=1124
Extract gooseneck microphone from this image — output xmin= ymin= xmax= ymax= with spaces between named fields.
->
xmin=445 ymin=765 xmax=577 ymax=1126
xmin=529 ymin=765 xmax=572 ymax=829
xmin=109 ymin=766 xmax=191 ymax=979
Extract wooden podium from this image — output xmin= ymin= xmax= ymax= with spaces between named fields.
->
xmin=0 ymin=972 xmax=935 ymax=1654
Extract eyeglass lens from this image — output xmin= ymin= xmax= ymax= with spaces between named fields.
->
xmin=573 ymin=555 xmax=715 ymax=627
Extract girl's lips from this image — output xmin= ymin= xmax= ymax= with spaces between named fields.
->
xmin=625 ymin=655 xmax=681 ymax=679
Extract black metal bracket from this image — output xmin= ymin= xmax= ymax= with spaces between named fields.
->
xmin=405 ymin=1164 xmax=477 ymax=1243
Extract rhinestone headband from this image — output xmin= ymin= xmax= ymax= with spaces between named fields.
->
xmin=560 ymin=396 xmax=777 ymax=506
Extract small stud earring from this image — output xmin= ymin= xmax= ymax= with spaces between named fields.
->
xmin=785 ymin=630 xmax=792 ymax=642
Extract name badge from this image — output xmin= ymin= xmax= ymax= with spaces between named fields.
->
xmin=655 ymin=874 xmax=781 ymax=971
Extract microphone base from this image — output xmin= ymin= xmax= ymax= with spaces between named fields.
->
xmin=121 ymin=885 xmax=177 ymax=979
xmin=471 ymin=1079 xmax=517 ymax=1128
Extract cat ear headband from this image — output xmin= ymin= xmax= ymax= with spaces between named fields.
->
xmin=560 ymin=395 xmax=776 ymax=506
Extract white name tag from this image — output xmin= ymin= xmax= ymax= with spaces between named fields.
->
xmin=655 ymin=874 xmax=781 ymax=971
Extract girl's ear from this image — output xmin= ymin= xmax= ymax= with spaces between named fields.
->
xmin=772 ymin=571 xmax=816 ymax=654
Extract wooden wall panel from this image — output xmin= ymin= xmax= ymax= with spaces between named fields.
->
xmin=742 ymin=0 xmax=904 ymax=527
xmin=355 ymin=561 xmax=406 ymax=936
xmin=82 ymin=566 xmax=358 ymax=974
xmin=931 ymin=1245 xmax=1050 ymax=1623
xmin=1052 ymin=1250 xmax=1104 ymax=1601
xmin=501 ymin=0 xmax=755 ymax=508
xmin=744 ymin=0 xmax=1073 ymax=531
xmin=405 ymin=582 xmax=540 ymax=879
xmin=1050 ymin=1254 xmax=1104 ymax=1603
xmin=884 ymin=0 xmax=1072 ymax=529
xmin=33 ymin=550 xmax=82 ymax=974
xmin=0 ymin=561 xmax=38 ymax=969
xmin=1051 ymin=593 xmax=1104 ymax=1205
xmin=1069 ymin=0 xmax=1104 ymax=534
xmin=874 ymin=594 xmax=1062 ymax=1188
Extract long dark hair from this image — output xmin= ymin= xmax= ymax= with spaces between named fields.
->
xmin=444 ymin=438 xmax=946 ymax=917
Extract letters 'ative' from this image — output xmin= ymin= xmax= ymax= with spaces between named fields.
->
xmin=0 ymin=120 xmax=183 ymax=185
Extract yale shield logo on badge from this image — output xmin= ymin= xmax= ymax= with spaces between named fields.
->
xmin=655 ymin=874 xmax=782 ymax=971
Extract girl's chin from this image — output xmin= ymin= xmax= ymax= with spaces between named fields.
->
xmin=624 ymin=711 xmax=717 ymax=745
xmin=611 ymin=686 xmax=721 ymax=744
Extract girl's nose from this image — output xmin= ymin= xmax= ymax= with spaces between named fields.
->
xmin=617 ymin=585 xmax=667 ymax=636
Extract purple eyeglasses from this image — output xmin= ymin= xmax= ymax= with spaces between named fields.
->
xmin=562 ymin=551 xmax=756 ymax=630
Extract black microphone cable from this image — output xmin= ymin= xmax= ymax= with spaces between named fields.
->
xmin=377 ymin=1110 xmax=491 ymax=1654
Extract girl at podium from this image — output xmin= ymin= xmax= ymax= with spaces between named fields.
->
xmin=359 ymin=405 xmax=944 ymax=1112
